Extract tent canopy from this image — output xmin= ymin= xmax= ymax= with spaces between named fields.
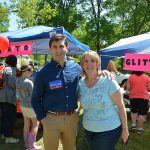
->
xmin=98 ymin=32 xmax=150 ymax=69
xmin=1 ymin=26 xmax=90 ymax=55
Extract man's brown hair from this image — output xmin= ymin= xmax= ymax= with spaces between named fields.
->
xmin=49 ymin=34 xmax=68 ymax=48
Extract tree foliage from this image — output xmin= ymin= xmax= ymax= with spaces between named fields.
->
xmin=37 ymin=2 xmax=57 ymax=24
xmin=77 ymin=0 xmax=116 ymax=50
xmin=104 ymin=0 xmax=150 ymax=37
xmin=37 ymin=0 xmax=85 ymax=32
xmin=11 ymin=0 xmax=85 ymax=33
xmin=10 ymin=0 xmax=40 ymax=28
xmin=0 ymin=2 xmax=9 ymax=32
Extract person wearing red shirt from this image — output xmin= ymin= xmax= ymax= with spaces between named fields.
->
xmin=127 ymin=71 xmax=150 ymax=133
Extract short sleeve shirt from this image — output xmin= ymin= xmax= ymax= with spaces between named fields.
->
xmin=79 ymin=76 xmax=121 ymax=132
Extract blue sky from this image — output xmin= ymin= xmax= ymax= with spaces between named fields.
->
xmin=1 ymin=0 xmax=18 ymax=31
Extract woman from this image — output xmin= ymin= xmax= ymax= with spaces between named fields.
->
xmin=106 ymin=60 xmax=117 ymax=78
xmin=79 ymin=51 xmax=129 ymax=150
xmin=0 ymin=55 xmax=19 ymax=143
xmin=16 ymin=65 xmax=41 ymax=150
xmin=127 ymin=71 xmax=150 ymax=133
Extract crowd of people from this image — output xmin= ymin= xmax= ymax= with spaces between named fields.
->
xmin=1 ymin=33 xmax=150 ymax=150
xmin=0 ymin=55 xmax=42 ymax=150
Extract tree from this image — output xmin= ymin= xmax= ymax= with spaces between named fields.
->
xmin=104 ymin=0 xmax=150 ymax=37
xmin=37 ymin=1 xmax=57 ymax=25
xmin=0 ymin=2 xmax=9 ymax=32
xmin=78 ymin=0 xmax=115 ymax=50
xmin=10 ymin=0 xmax=57 ymax=28
xmin=37 ymin=0 xmax=85 ymax=32
xmin=11 ymin=0 xmax=85 ymax=33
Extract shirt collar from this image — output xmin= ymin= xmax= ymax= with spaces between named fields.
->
xmin=51 ymin=59 xmax=69 ymax=68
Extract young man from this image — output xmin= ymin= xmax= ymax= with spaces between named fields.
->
xmin=31 ymin=34 xmax=81 ymax=150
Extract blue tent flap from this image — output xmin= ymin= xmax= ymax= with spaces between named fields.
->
xmin=1 ymin=26 xmax=63 ymax=42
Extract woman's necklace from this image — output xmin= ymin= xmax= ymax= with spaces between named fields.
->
xmin=85 ymin=76 xmax=99 ymax=88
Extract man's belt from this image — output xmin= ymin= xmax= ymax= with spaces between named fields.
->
xmin=48 ymin=111 xmax=75 ymax=116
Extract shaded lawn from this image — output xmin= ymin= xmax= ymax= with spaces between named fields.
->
xmin=1 ymin=113 xmax=150 ymax=150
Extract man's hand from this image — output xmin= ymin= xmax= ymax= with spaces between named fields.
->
xmin=102 ymin=70 xmax=115 ymax=79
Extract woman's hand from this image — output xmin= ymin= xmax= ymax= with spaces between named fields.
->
xmin=111 ymin=89 xmax=129 ymax=145
xmin=121 ymin=128 xmax=129 ymax=145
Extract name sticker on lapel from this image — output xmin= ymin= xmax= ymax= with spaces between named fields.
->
xmin=49 ymin=80 xmax=63 ymax=89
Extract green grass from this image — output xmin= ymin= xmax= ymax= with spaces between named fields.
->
xmin=1 ymin=113 xmax=150 ymax=150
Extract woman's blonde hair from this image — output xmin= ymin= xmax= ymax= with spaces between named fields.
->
xmin=106 ymin=60 xmax=117 ymax=73
xmin=80 ymin=50 xmax=101 ymax=76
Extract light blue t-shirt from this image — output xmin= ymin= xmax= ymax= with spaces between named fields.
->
xmin=79 ymin=76 xmax=121 ymax=132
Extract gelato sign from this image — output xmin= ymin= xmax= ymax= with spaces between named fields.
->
xmin=0 ymin=41 xmax=32 ymax=57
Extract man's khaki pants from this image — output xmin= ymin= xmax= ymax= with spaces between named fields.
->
xmin=41 ymin=112 xmax=79 ymax=150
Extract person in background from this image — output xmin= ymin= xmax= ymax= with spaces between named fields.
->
xmin=106 ymin=60 xmax=118 ymax=79
xmin=16 ymin=64 xmax=41 ymax=150
xmin=29 ymin=63 xmax=37 ymax=82
xmin=127 ymin=71 xmax=150 ymax=133
xmin=79 ymin=51 xmax=129 ymax=150
xmin=0 ymin=55 xmax=19 ymax=143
